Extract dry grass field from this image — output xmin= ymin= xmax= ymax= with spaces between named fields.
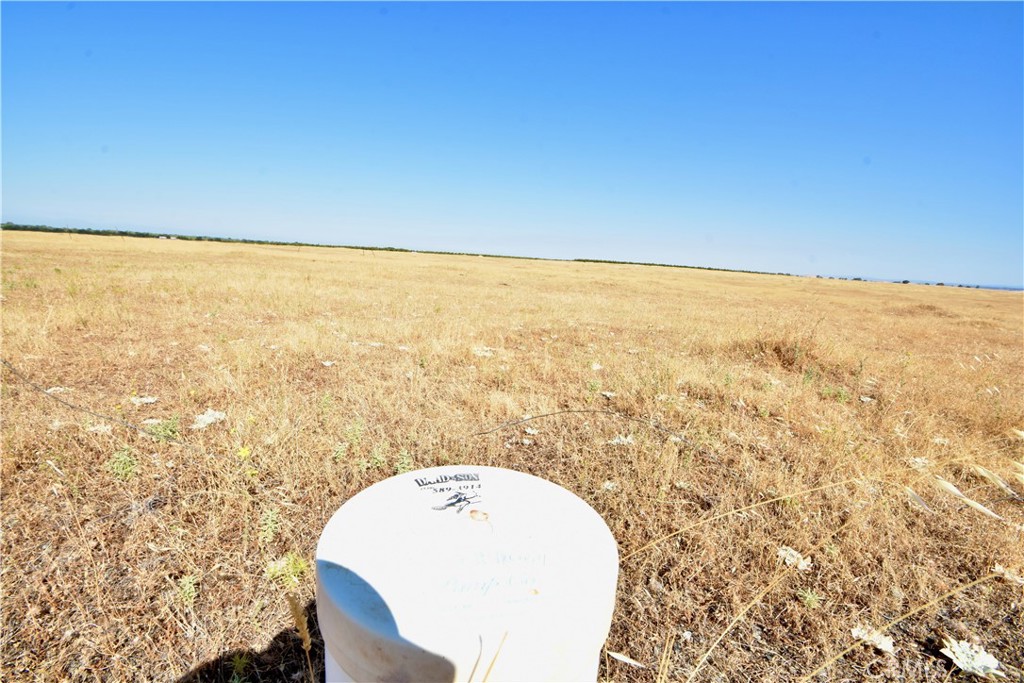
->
xmin=2 ymin=229 xmax=1022 ymax=682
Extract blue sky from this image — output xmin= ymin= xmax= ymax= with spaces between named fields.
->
xmin=3 ymin=2 xmax=1022 ymax=287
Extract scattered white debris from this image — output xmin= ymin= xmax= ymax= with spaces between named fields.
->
xmin=367 ymin=342 xmax=383 ymax=348
xmin=777 ymin=546 xmax=813 ymax=572
xmin=404 ymin=371 xmax=414 ymax=380
xmin=130 ymin=396 xmax=159 ymax=406
xmin=851 ymin=624 xmax=896 ymax=655
xmin=607 ymin=434 xmax=635 ymax=446
xmin=1011 ymin=428 xmax=1024 ymax=441
xmin=600 ymin=391 xmax=617 ymax=399
xmin=591 ymin=363 xmax=603 ymax=371
xmin=141 ymin=418 xmax=162 ymax=425
xmin=321 ymin=361 xmax=335 ymax=367
xmin=669 ymin=435 xmax=684 ymax=443
xmin=932 ymin=436 xmax=950 ymax=446
xmin=602 ymin=481 xmax=619 ymax=492
xmin=908 ymin=457 xmax=932 ymax=470
xmin=45 ymin=387 xmax=71 ymax=395
xmin=655 ymin=393 xmax=670 ymax=401
xmin=521 ymin=438 xmax=533 ymax=446
xmin=993 ymin=564 xmax=1024 ymax=585
xmin=397 ymin=345 xmax=411 ymax=352
xmin=87 ymin=424 xmax=113 ymax=435
xmin=940 ymin=638 xmax=1006 ymax=679
xmin=524 ymin=427 xmax=539 ymax=436
xmin=680 ymin=630 xmax=693 ymax=642
xmin=859 ymin=396 xmax=875 ymax=403
xmin=197 ymin=344 xmax=212 ymax=353
xmin=606 ymin=650 xmax=645 ymax=669
xmin=472 ymin=346 xmax=495 ymax=358
xmin=191 ymin=409 xmax=226 ymax=430
xmin=48 ymin=420 xmax=64 ymax=431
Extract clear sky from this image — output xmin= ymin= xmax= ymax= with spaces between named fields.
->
xmin=3 ymin=2 xmax=1022 ymax=287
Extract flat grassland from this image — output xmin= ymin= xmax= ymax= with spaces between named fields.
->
xmin=2 ymin=230 xmax=1022 ymax=682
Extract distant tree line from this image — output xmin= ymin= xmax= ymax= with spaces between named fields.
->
xmin=2 ymin=222 xmax=799 ymax=276
xmin=2 ymin=222 xmax=565 ymax=261
xmin=0 ymin=222 xmax=989 ymax=287
xmin=1 ymin=222 xmax=411 ymax=252
xmin=572 ymin=258 xmax=795 ymax=277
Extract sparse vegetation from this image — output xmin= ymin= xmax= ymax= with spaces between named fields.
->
xmin=2 ymin=231 xmax=1022 ymax=681
xmin=258 ymin=507 xmax=281 ymax=547
xmin=177 ymin=575 xmax=199 ymax=608
xmin=147 ymin=415 xmax=181 ymax=442
xmin=393 ymin=449 xmax=414 ymax=474
xmin=265 ymin=552 xmax=309 ymax=588
xmin=105 ymin=447 xmax=138 ymax=481
xmin=796 ymin=587 xmax=823 ymax=610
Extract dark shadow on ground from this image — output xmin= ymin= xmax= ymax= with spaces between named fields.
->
xmin=174 ymin=599 xmax=324 ymax=683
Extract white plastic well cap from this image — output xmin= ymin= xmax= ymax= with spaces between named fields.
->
xmin=316 ymin=465 xmax=619 ymax=682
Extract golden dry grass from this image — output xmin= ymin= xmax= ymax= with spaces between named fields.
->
xmin=2 ymin=230 xmax=1022 ymax=682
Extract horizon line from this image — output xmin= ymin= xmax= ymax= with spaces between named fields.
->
xmin=2 ymin=221 xmax=1021 ymax=292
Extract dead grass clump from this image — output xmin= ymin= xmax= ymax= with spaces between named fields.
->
xmin=889 ymin=303 xmax=959 ymax=318
xmin=729 ymin=322 xmax=854 ymax=382
xmin=748 ymin=334 xmax=817 ymax=371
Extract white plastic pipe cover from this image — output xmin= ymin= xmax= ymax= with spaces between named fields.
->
xmin=316 ymin=465 xmax=619 ymax=682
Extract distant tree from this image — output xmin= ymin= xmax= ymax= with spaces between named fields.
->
xmin=901 ymin=280 xmax=910 ymax=284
